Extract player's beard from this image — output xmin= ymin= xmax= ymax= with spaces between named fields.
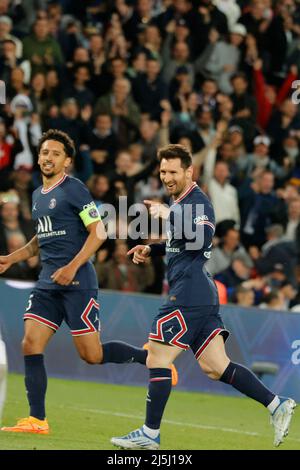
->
xmin=40 ymin=167 xmax=57 ymax=178
xmin=165 ymin=181 xmax=185 ymax=199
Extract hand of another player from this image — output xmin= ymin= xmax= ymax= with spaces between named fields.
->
xmin=127 ymin=245 xmax=151 ymax=264
xmin=0 ymin=255 xmax=12 ymax=274
xmin=144 ymin=200 xmax=170 ymax=220
xmin=51 ymin=263 xmax=78 ymax=286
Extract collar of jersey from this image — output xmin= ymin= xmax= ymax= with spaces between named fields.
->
xmin=173 ymin=182 xmax=198 ymax=204
xmin=41 ymin=173 xmax=67 ymax=194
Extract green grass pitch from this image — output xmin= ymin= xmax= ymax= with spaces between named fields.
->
xmin=0 ymin=373 xmax=299 ymax=450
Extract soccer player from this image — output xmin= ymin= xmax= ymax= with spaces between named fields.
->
xmin=0 ymin=129 xmax=169 ymax=434
xmin=0 ymin=330 xmax=7 ymax=426
xmin=111 ymin=144 xmax=296 ymax=449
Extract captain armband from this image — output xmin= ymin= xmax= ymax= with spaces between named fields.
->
xmin=79 ymin=202 xmax=101 ymax=227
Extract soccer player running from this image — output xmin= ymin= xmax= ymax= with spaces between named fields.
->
xmin=111 ymin=144 xmax=296 ymax=450
xmin=0 ymin=129 xmax=174 ymax=434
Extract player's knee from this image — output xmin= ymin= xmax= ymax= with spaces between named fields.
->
xmin=80 ymin=350 xmax=102 ymax=365
xmin=22 ymin=335 xmax=40 ymax=355
xmin=207 ymin=370 xmax=222 ymax=380
xmin=146 ymin=353 xmax=171 ymax=369
xmin=146 ymin=355 xmax=156 ymax=369
xmin=200 ymin=363 xmax=222 ymax=381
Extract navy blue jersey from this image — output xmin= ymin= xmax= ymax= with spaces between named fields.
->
xmin=151 ymin=183 xmax=218 ymax=307
xmin=32 ymin=174 xmax=101 ymax=290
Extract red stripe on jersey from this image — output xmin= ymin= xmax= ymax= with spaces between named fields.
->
xmin=41 ymin=174 xmax=67 ymax=194
xmin=149 ymin=309 xmax=189 ymax=350
xmin=195 ymin=220 xmax=215 ymax=232
xmin=23 ymin=313 xmax=59 ymax=331
xmin=71 ymin=298 xmax=99 ymax=336
xmin=173 ymin=182 xmax=197 ymax=204
xmin=195 ymin=328 xmax=223 ymax=360
xmin=150 ymin=377 xmax=172 ymax=382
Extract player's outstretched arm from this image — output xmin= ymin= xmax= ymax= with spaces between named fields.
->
xmin=0 ymin=235 xmax=39 ymax=274
xmin=51 ymin=220 xmax=107 ymax=286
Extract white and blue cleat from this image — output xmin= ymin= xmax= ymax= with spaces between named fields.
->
xmin=111 ymin=427 xmax=160 ymax=450
xmin=271 ymin=397 xmax=297 ymax=447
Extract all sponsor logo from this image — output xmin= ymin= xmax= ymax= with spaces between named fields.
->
xmin=37 ymin=216 xmax=53 ymax=233
xmin=36 ymin=216 xmax=66 ymax=238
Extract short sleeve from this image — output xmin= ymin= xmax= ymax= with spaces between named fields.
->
xmin=192 ymin=200 xmax=215 ymax=248
xmin=181 ymin=196 xmax=215 ymax=251
xmin=69 ymin=179 xmax=101 ymax=227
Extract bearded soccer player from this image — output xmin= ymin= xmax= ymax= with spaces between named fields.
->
xmin=111 ymin=144 xmax=296 ymax=449
xmin=0 ymin=129 xmax=178 ymax=434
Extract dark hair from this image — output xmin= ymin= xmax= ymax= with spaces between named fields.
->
xmin=38 ymin=129 xmax=76 ymax=159
xmin=157 ymin=144 xmax=192 ymax=169
xmin=95 ymin=112 xmax=112 ymax=120
xmin=230 ymin=72 xmax=248 ymax=83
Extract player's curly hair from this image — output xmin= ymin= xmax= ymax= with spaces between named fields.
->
xmin=37 ymin=129 xmax=76 ymax=160
xmin=157 ymin=144 xmax=192 ymax=169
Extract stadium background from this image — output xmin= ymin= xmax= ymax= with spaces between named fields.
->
xmin=0 ymin=0 xmax=300 ymax=450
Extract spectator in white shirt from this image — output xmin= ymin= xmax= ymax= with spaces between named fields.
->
xmin=284 ymin=198 xmax=300 ymax=241
xmin=208 ymin=160 xmax=240 ymax=224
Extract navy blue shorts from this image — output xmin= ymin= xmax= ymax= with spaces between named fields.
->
xmin=23 ymin=288 xmax=100 ymax=337
xmin=149 ymin=305 xmax=229 ymax=360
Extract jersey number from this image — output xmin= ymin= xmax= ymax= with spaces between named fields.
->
xmin=26 ymin=294 xmax=34 ymax=312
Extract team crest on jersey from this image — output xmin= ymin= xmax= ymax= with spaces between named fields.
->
xmin=89 ymin=208 xmax=99 ymax=218
xmin=49 ymin=198 xmax=56 ymax=209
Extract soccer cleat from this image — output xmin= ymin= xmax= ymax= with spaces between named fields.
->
xmin=111 ymin=427 xmax=160 ymax=450
xmin=1 ymin=416 xmax=49 ymax=434
xmin=143 ymin=342 xmax=178 ymax=386
xmin=270 ymin=397 xmax=296 ymax=447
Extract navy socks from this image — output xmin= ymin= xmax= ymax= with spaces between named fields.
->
xmin=145 ymin=368 xmax=172 ymax=430
xmin=102 ymin=341 xmax=147 ymax=364
xmin=220 ymin=362 xmax=275 ymax=407
xmin=24 ymin=354 xmax=47 ymax=420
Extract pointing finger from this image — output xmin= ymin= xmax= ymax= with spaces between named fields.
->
xmin=127 ymin=246 xmax=139 ymax=255
xmin=143 ymin=200 xmax=155 ymax=206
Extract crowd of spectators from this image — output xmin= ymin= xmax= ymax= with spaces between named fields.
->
xmin=1 ymin=0 xmax=300 ymax=310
